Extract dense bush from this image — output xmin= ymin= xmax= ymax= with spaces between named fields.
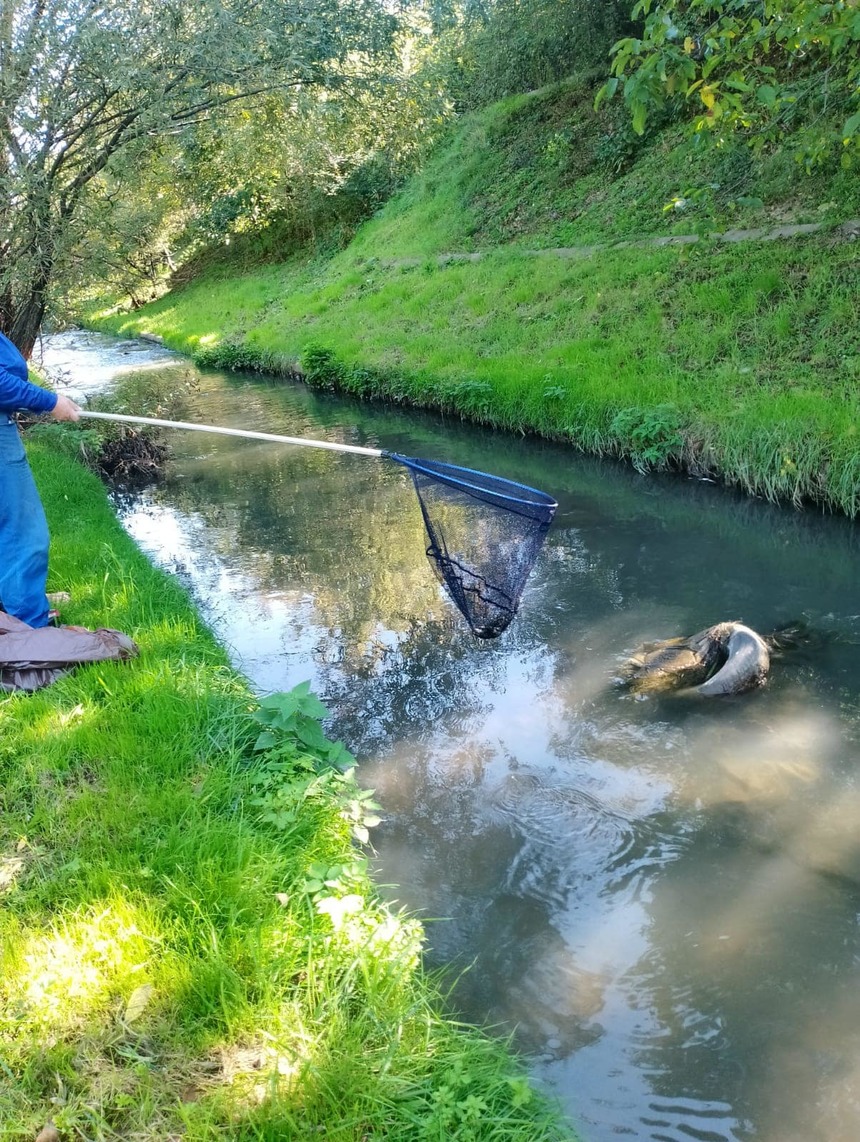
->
xmin=193 ymin=340 xmax=287 ymax=375
xmin=602 ymin=0 xmax=860 ymax=167
xmin=451 ymin=0 xmax=637 ymax=108
xmin=610 ymin=404 xmax=685 ymax=472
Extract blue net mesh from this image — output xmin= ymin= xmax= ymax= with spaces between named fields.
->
xmin=390 ymin=454 xmax=557 ymax=639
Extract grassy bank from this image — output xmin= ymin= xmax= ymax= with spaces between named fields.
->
xmin=88 ymin=229 xmax=860 ymax=515
xmin=0 ymin=433 xmax=569 ymax=1140
xmin=85 ymin=78 xmax=860 ymax=516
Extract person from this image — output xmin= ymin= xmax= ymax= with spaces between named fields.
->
xmin=0 ymin=330 xmax=81 ymax=628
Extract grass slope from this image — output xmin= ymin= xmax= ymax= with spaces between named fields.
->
xmin=344 ymin=76 xmax=860 ymax=256
xmin=86 ymin=78 xmax=860 ymax=515
xmin=0 ymin=433 xmax=569 ymax=1141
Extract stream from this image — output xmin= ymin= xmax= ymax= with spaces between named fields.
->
xmin=42 ymin=329 xmax=860 ymax=1142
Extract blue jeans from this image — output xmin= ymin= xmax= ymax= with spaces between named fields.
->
xmin=0 ymin=420 xmax=50 ymax=627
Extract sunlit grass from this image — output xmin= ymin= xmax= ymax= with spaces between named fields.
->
xmin=0 ymin=444 xmax=569 ymax=1139
xmin=1 ymin=899 xmax=163 ymax=1035
xmin=88 ymin=231 xmax=860 ymax=514
xmin=81 ymin=75 xmax=860 ymax=516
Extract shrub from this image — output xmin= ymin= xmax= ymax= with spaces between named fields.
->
xmin=301 ymin=342 xmax=390 ymax=399
xmin=301 ymin=342 xmax=347 ymax=390
xmin=610 ymin=403 xmax=685 ymax=471
xmin=452 ymin=0 xmax=636 ymax=109
xmin=193 ymin=340 xmax=294 ymax=376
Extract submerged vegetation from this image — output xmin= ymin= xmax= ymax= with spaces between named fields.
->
xmin=0 ymin=438 xmax=567 ymax=1139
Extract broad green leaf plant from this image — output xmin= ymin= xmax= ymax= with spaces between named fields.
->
xmin=597 ymin=0 xmax=860 ymax=168
xmin=250 ymin=682 xmax=382 ymax=848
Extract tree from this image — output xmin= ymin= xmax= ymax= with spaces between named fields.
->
xmin=598 ymin=1 xmax=860 ymax=165
xmin=60 ymin=7 xmax=451 ymax=310
xmin=0 ymin=0 xmax=396 ymax=355
xmin=63 ymin=138 xmax=190 ymax=311
xmin=167 ymin=14 xmax=452 ymax=261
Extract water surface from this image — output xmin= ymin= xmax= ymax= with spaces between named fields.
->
xmin=43 ymin=331 xmax=860 ymax=1142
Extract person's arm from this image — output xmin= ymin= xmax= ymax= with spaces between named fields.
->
xmin=0 ymin=332 xmax=80 ymax=418
xmin=0 ymin=356 xmax=80 ymax=420
xmin=0 ymin=359 xmax=59 ymax=414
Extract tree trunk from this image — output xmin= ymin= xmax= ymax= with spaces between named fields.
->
xmin=0 ymin=282 xmax=15 ymax=340
xmin=2 ymin=201 xmax=55 ymax=357
xmin=8 ymin=280 xmax=49 ymax=358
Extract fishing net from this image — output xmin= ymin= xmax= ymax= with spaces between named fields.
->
xmin=76 ymin=410 xmax=558 ymax=640
xmin=389 ymin=454 xmax=557 ymax=639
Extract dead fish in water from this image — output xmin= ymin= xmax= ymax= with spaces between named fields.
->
xmin=621 ymin=621 xmax=770 ymax=697
xmin=696 ymin=624 xmax=770 ymax=696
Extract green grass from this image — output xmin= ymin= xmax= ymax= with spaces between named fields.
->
xmin=0 ymin=435 xmax=570 ymax=1140
xmin=87 ymin=232 xmax=860 ymax=514
xmin=83 ymin=76 xmax=860 ymax=515
xmin=342 ymin=75 xmax=860 ymax=256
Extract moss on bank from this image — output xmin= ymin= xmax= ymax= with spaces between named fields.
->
xmin=0 ymin=436 xmax=569 ymax=1140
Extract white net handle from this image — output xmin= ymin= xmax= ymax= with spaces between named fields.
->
xmin=77 ymin=410 xmax=385 ymax=458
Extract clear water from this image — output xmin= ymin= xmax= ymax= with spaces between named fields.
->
xmin=43 ymin=331 xmax=860 ymax=1142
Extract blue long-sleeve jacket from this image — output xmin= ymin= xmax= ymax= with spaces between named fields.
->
xmin=0 ymin=331 xmax=57 ymax=415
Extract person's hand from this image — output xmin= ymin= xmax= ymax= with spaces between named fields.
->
xmin=51 ymin=394 xmax=81 ymax=422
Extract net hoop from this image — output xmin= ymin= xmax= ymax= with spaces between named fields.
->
xmin=386 ymin=453 xmax=559 ymax=514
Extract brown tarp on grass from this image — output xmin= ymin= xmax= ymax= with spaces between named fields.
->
xmin=0 ymin=610 xmax=138 ymax=692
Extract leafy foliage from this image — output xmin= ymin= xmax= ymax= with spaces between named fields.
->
xmin=610 ymin=403 xmax=685 ymax=472
xmin=193 ymin=339 xmax=279 ymax=374
xmin=60 ymin=140 xmax=189 ymax=312
xmin=301 ymin=340 xmax=390 ymax=398
xmin=600 ymin=0 xmax=860 ymax=167
xmin=252 ymin=684 xmax=346 ymax=764
xmin=250 ymin=683 xmax=383 ymax=847
xmin=301 ymin=341 xmax=347 ymax=389
xmin=170 ymin=19 xmax=453 ymax=269
xmin=439 ymin=0 xmax=635 ymax=108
